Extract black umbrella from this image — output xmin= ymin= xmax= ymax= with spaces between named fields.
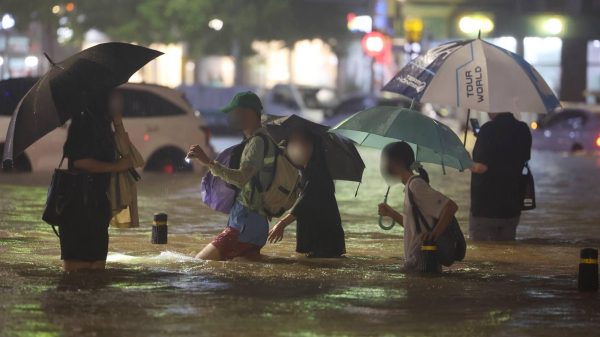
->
xmin=265 ymin=114 xmax=365 ymax=183
xmin=2 ymin=42 xmax=163 ymax=168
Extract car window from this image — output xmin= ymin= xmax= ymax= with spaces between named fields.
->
xmin=119 ymin=88 xmax=186 ymax=118
xmin=0 ymin=78 xmax=38 ymax=116
xmin=272 ymin=86 xmax=298 ymax=108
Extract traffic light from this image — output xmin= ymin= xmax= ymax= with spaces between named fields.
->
xmin=403 ymin=17 xmax=423 ymax=60
xmin=361 ymin=31 xmax=391 ymax=63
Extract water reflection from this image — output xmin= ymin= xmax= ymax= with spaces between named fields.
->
xmin=0 ymin=149 xmax=599 ymax=336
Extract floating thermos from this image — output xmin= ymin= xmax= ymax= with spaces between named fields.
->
xmin=578 ymin=248 xmax=598 ymax=292
xmin=421 ymin=240 xmax=439 ymax=273
xmin=151 ymin=213 xmax=168 ymax=244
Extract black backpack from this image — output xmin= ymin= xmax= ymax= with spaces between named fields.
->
xmin=407 ymin=177 xmax=466 ymax=266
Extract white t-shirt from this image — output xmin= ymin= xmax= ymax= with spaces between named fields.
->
xmin=402 ymin=175 xmax=450 ymax=270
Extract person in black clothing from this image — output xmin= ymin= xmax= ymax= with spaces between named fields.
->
xmin=268 ymin=129 xmax=346 ymax=258
xmin=59 ymin=89 xmax=134 ymax=271
xmin=469 ymin=112 xmax=532 ymax=241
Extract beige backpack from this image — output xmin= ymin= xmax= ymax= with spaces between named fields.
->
xmin=252 ymin=133 xmax=301 ymax=217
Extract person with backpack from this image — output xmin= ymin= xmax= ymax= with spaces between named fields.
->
xmin=188 ymin=91 xmax=281 ymax=261
xmin=377 ymin=142 xmax=459 ymax=272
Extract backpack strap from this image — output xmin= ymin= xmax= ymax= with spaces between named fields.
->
xmin=407 ymin=176 xmax=433 ymax=234
xmin=250 ymin=132 xmax=276 ymax=202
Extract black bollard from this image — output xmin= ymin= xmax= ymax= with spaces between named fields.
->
xmin=421 ymin=240 xmax=439 ymax=273
xmin=151 ymin=213 xmax=168 ymax=244
xmin=578 ymin=248 xmax=598 ymax=292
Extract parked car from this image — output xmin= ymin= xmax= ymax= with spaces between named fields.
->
xmin=262 ymin=84 xmax=338 ymax=122
xmin=179 ymin=84 xmax=258 ymax=134
xmin=532 ymin=104 xmax=600 ymax=153
xmin=1 ymin=79 xmax=214 ymax=173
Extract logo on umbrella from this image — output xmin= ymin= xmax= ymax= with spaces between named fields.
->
xmin=465 ymin=66 xmax=485 ymax=103
xmin=398 ymin=75 xmax=426 ymax=92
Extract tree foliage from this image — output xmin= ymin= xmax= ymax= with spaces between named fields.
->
xmin=1 ymin=0 xmax=354 ymax=56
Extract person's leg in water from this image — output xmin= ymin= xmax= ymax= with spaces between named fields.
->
xmin=195 ymin=243 xmax=222 ymax=260
xmin=62 ymin=260 xmax=106 ymax=271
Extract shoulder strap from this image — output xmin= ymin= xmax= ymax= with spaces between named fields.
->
xmin=407 ymin=176 xmax=433 ymax=233
xmin=58 ymin=154 xmax=66 ymax=169
xmin=250 ymin=132 xmax=275 ymax=200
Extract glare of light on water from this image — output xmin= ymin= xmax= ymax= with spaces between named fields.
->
xmin=106 ymin=251 xmax=199 ymax=264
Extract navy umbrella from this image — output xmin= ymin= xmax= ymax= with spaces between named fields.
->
xmin=265 ymin=114 xmax=365 ymax=183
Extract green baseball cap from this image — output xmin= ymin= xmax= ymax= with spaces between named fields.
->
xmin=221 ymin=91 xmax=263 ymax=114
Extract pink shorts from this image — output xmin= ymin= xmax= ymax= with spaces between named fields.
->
xmin=211 ymin=227 xmax=262 ymax=260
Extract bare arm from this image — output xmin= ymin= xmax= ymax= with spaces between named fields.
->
xmin=429 ymin=200 xmax=458 ymax=240
xmin=276 ymin=214 xmax=297 ymax=228
xmin=74 ymin=157 xmax=132 ymax=174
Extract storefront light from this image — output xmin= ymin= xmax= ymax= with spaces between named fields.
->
xmin=347 ymin=13 xmax=372 ymax=33
xmin=25 ymin=56 xmax=39 ymax=68
xmin=458 ymin=14 xmax=494 ymax=35
xmin=1 ymin=14 xmax=15 ymax=30
xmin=542 ymin=17 xmax=563 ymax=35
xmin=57 ymin=27 xmax=74 ymax=43
xmin=0 ymin=56 xmax=4 ymax=67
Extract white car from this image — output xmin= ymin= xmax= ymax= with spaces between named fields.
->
xmin=262 ymin=84 xmax=338 ymax=122
xmin=1 ymin=81 xmax=214 ymax=173
xmin=532 ymin=103 xmax=600 ymax=153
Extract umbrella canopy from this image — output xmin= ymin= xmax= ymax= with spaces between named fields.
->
xmin=265 ymin=114 xmax=365 ymax=182
xmin=2 ymin=42 xmax=162 ymax=168
xmin=331 ymin=106 xmax=472 ymax=172
xmin=382 ymin=38 xmax=560 ymax=114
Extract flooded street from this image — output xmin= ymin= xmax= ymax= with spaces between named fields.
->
xmin=1 ymin=146 xmax=599 ymax=337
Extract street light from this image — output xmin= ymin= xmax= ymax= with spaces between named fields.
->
xmin=208 ymin=18 xmax=223 ymax=31
xmin=1 ymin=13 xmax=15 ymax=79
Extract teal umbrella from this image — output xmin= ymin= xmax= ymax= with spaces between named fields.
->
xmin=331 ymin=106 xmax=472 ymax=230
xmin=331 ymin=106 xmax=472 ymax=172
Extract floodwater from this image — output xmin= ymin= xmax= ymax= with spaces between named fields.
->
xmin=0 ymin=146 xmax=599 ymax=337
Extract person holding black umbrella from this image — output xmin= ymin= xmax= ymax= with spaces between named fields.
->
xmin=1 ymin=43 xmax=162 ymax=271
xmin=268 ymin=129 xmax=346 ymax=258
xmin=59 ymin=89 xmax=134 ymax=271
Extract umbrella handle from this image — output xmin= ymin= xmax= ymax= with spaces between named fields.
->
xmin=378 ymin=186 xmax=396 ymax=230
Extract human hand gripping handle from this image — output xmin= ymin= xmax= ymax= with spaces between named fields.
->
xmin=187 ymin=145 xmax=210 ymax=165
xmin=378 ymin=186 xmax=397 ymax=230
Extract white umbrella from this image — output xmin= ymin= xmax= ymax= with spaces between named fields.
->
xmin=383 ymin=37 xmax=560 ymax=141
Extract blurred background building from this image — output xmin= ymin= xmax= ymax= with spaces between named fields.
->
xmin=1 ymin=0 xmax=600 ymax=102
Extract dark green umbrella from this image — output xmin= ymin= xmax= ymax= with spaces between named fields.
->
xmin=2 ymin=42 xmax=163 ymax=168
xmin=265 ymin=114 xmax=365 ymax=183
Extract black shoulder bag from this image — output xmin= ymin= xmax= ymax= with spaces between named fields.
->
xmin=407 ymin=177 xmax=466 ymax=267
xmin=520 ymin=162 xmax=536 ymax=211
xmin=42 ymin=155 xmax=93 ymax=236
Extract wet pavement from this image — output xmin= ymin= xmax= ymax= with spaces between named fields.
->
xmin=0 ymin=145 xmax=599 ymax=336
